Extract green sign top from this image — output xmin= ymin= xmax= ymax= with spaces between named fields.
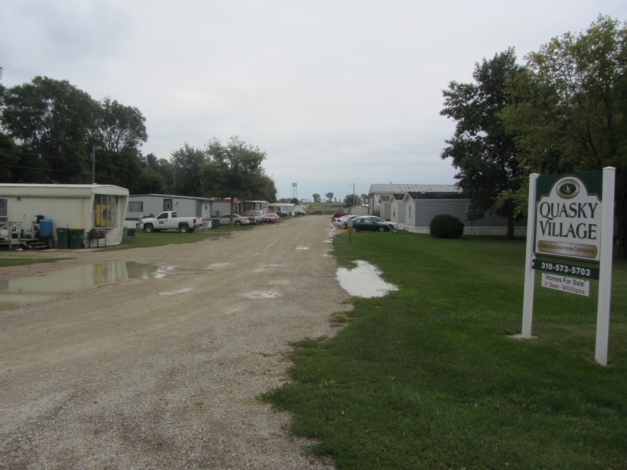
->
xmin=536 ymin=171 xmax=603 ymax=202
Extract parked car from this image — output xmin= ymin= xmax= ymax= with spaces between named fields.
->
xmin=341 ymin=215 xmax=360 ymax=229
xmin=363 ymin=216 xmax=399 ymax=230
xmin=333 ymin=214 xmax=356 ymax=228
xmin=278 ymin=211 xmax=289 ymax=217
xmin=244 ymin=210 xmax=264 ymax=225
xmin=218 ymin=214 xmax=250 ymax=226
xmin=140 ymin=211 xmax=202 ymax=233
xmin=352 ymin=217 xmax=391 ymax=232
xmin=331 ymin=212 xmax=349 ymax=222
xmin=308 ymin=210 xmax=323 ymax=215
xmin=263 ymin=213 xmax=280 ymax=223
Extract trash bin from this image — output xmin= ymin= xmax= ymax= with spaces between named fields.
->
xmin=211 ymin=218 xmax=220 ymax=229
xmin=68 ymin=227 xmax=85 ymax=249
xmin=56 ymin=228 xmax=69 ymax=249
xmin=40 ymin=219 xmax=54 ymax=237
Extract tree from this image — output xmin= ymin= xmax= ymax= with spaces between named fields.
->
xmin=254 ymin=174 xmax=277 ymax=203
xmin=360 ymin=193 xmax=368 ymax=204
xmin=313 ymin=193 xmax=321 ymax=203
xmin=0 ymin=132 xmax=19 ymax=182
xmin=290 ymin=197 xmax=299 ymax=204
xmin=441 ymin=48 xmax=525 ymax=237
xmin=502 ymin=16 xmax=627 ymax=255
xmin=205 ymin=136 xmax=268 ymax=222
xmin=91 ymin=97 xmax=147 ymax=191
xmin=170 ymin=143 xmax=207 ymax=197
xmin=0 ymin=67 xmax=19 ymax=181
xmin=0 ymin=66 xmax=5 ymax=108
xmin=344 ymin=194 xmax=360 ymax=207
xmin=1 ymin=76 xmax=98 ymax=183
xmin=325 ymin=192 xmax=334 ymax=202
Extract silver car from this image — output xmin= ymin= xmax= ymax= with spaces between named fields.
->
xmin=219 ymin=214 xmax=251 ymax=226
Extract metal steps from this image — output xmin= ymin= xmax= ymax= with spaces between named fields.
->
xmin=20 ymin=239 xmax=50 ymax=250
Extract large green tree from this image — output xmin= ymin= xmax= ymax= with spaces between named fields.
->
xmin=0 ymin=76 xmax=150 ymax=190
xmin=91 ymin=97 xmax=147 ymax=191
xmin=502 ymin=16 xmax=627 ymax=256
xmin=0 ymin=67 xmax=19 ymax=181
xmin=344 ymin=194 xmax=360 ymax=207
xmin=170 ymin=143 xmax=207 ymax=197
xmin=441 ymin=48 xmax=525 ymax=237
xmin=205 ymin=136 xmax=268 ymax=221
xmin=1 ymin=76 xmax=98 ymax=183
xmin=135 ymin=153 xmax=167 ymax=194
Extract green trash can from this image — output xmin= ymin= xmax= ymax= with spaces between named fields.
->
xmin=56 ymin=228 xmax=69 ymax=249
xmin=211 ymin=218 xmax=220 ymax=229
xmin=68 ymin=227 xmax=85 ymax=249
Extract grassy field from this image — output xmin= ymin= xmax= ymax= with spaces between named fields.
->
xmin=265 ymin=231 xmax=627 ymax=470
xmin=103 ymin=224 xmax=266 ymax=250
xmin=0 ymin=257 xmax=66 ymax=268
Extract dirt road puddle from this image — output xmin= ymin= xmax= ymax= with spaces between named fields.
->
xmin=336 ymin=260 xmax=398 ymax=298
xmin=0 ymin=262 xmax=170 ymax=311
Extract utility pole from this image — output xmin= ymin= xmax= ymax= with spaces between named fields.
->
xmin=92 ymin=147 xmax=95 ymax=184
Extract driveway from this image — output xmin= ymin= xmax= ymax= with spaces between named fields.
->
xmin=0 ymin=216 xmax=350 ymax=469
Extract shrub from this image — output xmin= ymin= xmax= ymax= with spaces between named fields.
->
xmin=429 ymin=214 xmax=464 ymax=238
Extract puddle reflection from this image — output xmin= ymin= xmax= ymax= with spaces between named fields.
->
xmin=0 ymin=261 xmax=164 ymax=311
xmin=336 ymin=260 xmax=398 ymax=298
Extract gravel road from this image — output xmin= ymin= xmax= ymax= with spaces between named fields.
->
xmin=0 ymin=216 xmax=350 ymax=469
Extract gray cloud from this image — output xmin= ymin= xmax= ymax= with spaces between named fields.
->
xmin=1 ymin=0 xmax=626 ymax=199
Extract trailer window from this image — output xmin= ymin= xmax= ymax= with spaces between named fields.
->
xmin=129 ymin=201 xmax=143 ymax=212
xmin=93 ymin=194 xmax=118 ymax=228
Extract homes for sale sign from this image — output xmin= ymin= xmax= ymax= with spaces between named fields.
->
xmin=535 ymin=173 xmax=602 ymax=261
xmin=521 ymin=168 xmax=615 ymax=366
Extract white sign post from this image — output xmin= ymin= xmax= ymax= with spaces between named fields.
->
xmin=521 ymin=167 xmax=615 ymax=366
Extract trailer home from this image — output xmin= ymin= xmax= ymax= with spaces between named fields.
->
xmin=0 ymin=184 xmax=129 ymax=248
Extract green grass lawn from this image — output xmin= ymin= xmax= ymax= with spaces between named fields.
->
xmin=0 ymin=257 xmax=66 ymax=268
xmin=265 ymin=231 xmax=627 ymax=470
xmin=105 ymin=225 xmax=253 ymax=250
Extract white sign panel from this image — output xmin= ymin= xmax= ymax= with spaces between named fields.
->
xmin=541 ymin=273 xmax=590 ymax=297
xmin=535 ymin=176 xmax=601 ymax=261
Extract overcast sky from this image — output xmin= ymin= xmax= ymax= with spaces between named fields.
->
xmin=1 ymin=1 xmax=626 ymax=201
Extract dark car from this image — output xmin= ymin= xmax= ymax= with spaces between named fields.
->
xmin=308 ymin=210 xmax=322 ymax=215
xmin=352 ymin=217 xmax=391 ymax=232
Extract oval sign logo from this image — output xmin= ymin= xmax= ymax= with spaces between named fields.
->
xmin=557 ymin=179 xmax=579 ymax=199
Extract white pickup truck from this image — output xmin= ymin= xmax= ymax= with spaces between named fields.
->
xmin=139 ymin=211 xmax=202 ymax=233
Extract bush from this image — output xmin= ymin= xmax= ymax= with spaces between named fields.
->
xmin=429 ymin=214 xmax=464 ymax=238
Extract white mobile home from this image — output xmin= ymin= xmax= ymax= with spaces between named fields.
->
xmin=368 ymin=184 xmax=429 ymax=216
xmin=268 ymin=203 xmax=295 ymax=216
xmin=390 ymin=194 xmax=406 ymax=225
xmin=403 ymin=190 xmax=526 ymax=236
xmin=211 ymin=198 xmax=243 ymax=218
xmin=127 ymin=194 xmax=214 ymax=226
xmin=242 ymin=200 xmax=269 ymax=213
xmin=0 ymin=184 xmax=129 ymax=247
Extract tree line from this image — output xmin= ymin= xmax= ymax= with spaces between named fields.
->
xmin=440 ymin=15 xmax=627 ymax=257
xmin=0 ymin=72 xmax=276 ymax=203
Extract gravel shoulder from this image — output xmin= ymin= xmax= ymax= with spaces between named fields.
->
xmin=0 ymin=216 xmax=351 ymax=469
